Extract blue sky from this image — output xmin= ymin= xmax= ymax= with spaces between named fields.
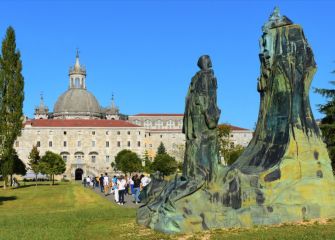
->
xmin=0 ymin=0 xmax=334 ymax=129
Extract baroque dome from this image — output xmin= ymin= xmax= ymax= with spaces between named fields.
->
xmin=53 ymin=88 xmax=102 ymax=119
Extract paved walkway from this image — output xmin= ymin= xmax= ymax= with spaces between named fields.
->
xmin=85 ymin=185 xmax=140 ymax=208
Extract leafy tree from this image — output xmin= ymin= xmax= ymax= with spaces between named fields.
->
xmin=218 ymin=124 xmax=232 ymax=164
xmin=142 ymin=150 xmax=153 ymax=173
xmin=226 ymin=145 xmax=245 ymax=166
xmin=28 ymin=145 xmax=41 ymax=185
xmin=315 ymin=79 xmax=335 ymax=172
xmin=114 ymin=149 xmax=142 ymax=174
xmin=11 ymin=151 xmax=26 ymax=176
xmin=40 ymin=151 xmax=66 ymax=185
xmin=151 ymin=153 xmax=178 ymax=177
xmin=0 ymin=26 xmax=24 ymax=189
xmin=218 ymin=124 xmax=245 ymax=165
xmin=157 ymin=142 xmax=166 ymax=155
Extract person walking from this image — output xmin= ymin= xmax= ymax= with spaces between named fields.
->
xmin=86 ymin=176 xmax=91 ymax=188
xmin=112 ymin=175 xmax=119 ymax=203
xmin=133 ymin=174 xmax=141 ymax=204
xmin=103 ymin=173 xmax=109 ymax=196
xmin=117 ymin=176 xmax=127 ymax=205
xmin=99 ymin=174 xmax=104 ymax=193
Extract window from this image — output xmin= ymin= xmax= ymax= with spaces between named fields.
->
xmin=149 ymin=133 xmax=151 ymax=136
xmin=37 ymin=131 xmax=40 ymax=135
xmin=144 ymin=120 xmax=152 ymax=128
xmin=230 ymin=134 xmax=234 ymax=138
xmin=167 ymin=120 xmax=175 ymax=129
xmin=37 ymin=141 xmax=41 ymax=147
xmin=49 ymin=130 xmax=53 ymax=135
xmin=49 ymin=141 xmax=52 ymax=147
xmin=178 ymin=120 xmax=183 ymax=128
xmin=92 ymin=131 xmax=95 ymax=135
xmin=117 ymin=131 xmax=120 ymax=135
xmin=75 ymin=77 xmax=80 ymax=88
xmin=149 ymin=144 xmax=152 ymax=148
xmin=127 ymin=131 xmax=131 ymax=135
xmin=63 ymin=141 xmax=67 ymax=147
xmin=91 ymin=155 xmax=96 ymax=163
xmin=106 ymin=155 xmax=110 ymax=162
xmin=75 ymin=154 xmax=83 ymax=162
xmin=127 ymin=141 xmax=131 ymax=147
xmin=106 ymin=131 xmax=109 ymax=135
xmin=15 ymin=141 xmax=19 ymax=147
xmin=117 ymin=141 xmax=121 ymax=147
xmin=106 ymin=141 xmax=109 ymax=147
xmin=137 ymin=141 xmax=141 ymax=147
xmin=160 ymin=135 xmax=163 ymax=138
xmin=62 ymin=155 xmax=67 ymax=162
xmin=155 ymin=120 xmax=163 ymax=129
xmin=133 ymin=120 xmax=141 ymax=125
xmin=64 ymin=131 xmax=67 ymax=135
xmin=77 ymin=141 xmax=81 ymax=147
xmin=138 ymin=131 xmax=141 ymax=135
xmin=92 ymin=141 xmax=96 ymax=147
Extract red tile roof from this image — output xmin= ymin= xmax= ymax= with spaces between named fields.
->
xmin=219 ymin=124 xmax=250 ymax=131
xmin=132 ymin=113 xmax=184 ymax=117
xmin=24 ymin=119 xmax=141 ymax=128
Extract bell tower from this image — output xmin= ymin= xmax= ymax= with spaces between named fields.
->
xmin=69 ymin=49 xmax=86 ymax=89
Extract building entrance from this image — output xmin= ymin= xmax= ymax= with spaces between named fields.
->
xmin=75 ymin=168 xmax=84 ymax=180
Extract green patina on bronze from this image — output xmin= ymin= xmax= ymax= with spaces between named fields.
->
xmin=137 ymin=8 xmax=335 ymax=233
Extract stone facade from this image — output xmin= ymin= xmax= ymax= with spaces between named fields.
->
xmin=15 ymin=119 xmax=145 ymax=179
xmin=128 ymin=114 xmax=253 ymax=161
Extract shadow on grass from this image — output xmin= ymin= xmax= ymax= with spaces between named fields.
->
xmin=17 ymin=183 xmax=60 ymax=189
xmin=0 ymin=196 xmax=17 ymax=205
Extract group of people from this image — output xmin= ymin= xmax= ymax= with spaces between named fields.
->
xmin=83 ymin=173 xmax=151 ymax=206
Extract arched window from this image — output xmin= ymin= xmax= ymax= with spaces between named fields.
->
xmin=75 ymin=77 xmax=80 ymax=88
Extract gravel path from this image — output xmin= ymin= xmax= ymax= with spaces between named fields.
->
xmin=85 ymin=185 xmax=140 ymax=208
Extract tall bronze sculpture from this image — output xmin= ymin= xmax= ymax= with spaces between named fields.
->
xmin=137 ymin=8 xmax=335 ymax=233
xmin=183 ymin=55 xmax=221 ymax=181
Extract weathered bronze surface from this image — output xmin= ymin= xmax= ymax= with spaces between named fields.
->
xmin=137 ymin=8 xmax=335 ymax=233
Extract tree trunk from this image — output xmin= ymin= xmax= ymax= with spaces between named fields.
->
xmin=35 ymin=173 xmax=37 ymax=186
xmin=52 ymin=174 xmax=54 ymax=185
xmin=10 ymin=174 xmax=13 ymax=187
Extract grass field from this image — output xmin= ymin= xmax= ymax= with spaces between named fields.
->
xmin=1 ymin=182 xmax=335 ymax=240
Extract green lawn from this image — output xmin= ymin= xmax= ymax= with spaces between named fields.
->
xmin=0 ymin=182 xmax=334 ymax=240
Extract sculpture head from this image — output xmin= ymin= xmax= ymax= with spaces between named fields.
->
xmin=197 ymin=55 xmax=212 ymax=70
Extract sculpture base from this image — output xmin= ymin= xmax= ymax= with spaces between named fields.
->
xmin=137 ymin=134 xmax=335 ymax=233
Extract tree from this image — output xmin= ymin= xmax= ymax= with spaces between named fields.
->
xmin=11 ymin=151 xmax=26 ymax=176
xmin=28 ymin=145 xmax=41 ymax=185
xmin=114 ymin=149 xmax=142 ymax=174
xmin=315 ymin=79 xmax=335 ymax=172
xmin=218 ymin=124 xmax=232 ymax=164
xmin=151 ymin=153 xmax=178 ymax=177
xmin=142 ymin=150 xmax=153 ymax=174
xmin=226 ymin=145 xmax=245 ymax=166
xmin=218 ymin=124 xmax=245 ymax=165
xmin=39 ymin=151 xmax=66 ymax=185
xmin=0 ymin=26 xmax=24 ymax=189
xmin=157 ymin=142 xmax=166 ymax=155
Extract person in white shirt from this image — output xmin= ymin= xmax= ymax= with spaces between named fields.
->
xmin=86 ymin=176 xmax=91 ymax=186
xmin=141 ymin=175 xmax=151 ymax=188
xmin=103 ymin=173 xmax=109 ymax=196
xmin=117 ymin=176 xmax=127 ymax=205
